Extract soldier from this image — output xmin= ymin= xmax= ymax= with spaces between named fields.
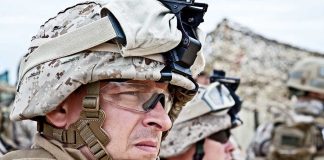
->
xmin=247 ymin=57 xmax=324 ymax=160
xmin=0 ymin=75 xmax=36 ymax=155
xmin=2 ymin=0 xmax=208 ymax=159
xmin=160 ymin=70 xmax=243 ymax=160
xmin=0 ymin=104 xmax=36 ymax=155
xmin=0 ymin=84 xmax=16 ymax=155
xmin=0 ymin=84 xmax=15 ymax=106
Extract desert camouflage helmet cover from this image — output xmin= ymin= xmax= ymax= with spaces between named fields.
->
xmin=11 ymin=0 xmax=206 ymax=121
xmin=287 ymin=57 xmax=324 ymax=94
xmin=160 ymin=82 xmax=237 ymax=157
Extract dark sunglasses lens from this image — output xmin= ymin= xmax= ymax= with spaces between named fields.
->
xmin=209 ymin=130 xmax=230 ymax=144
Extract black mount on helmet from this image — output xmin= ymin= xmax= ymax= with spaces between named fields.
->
xmin=158 ymin=0 xmax=208 ymax=81
xmin=210 ymin=70 xmax=240 ymax=92
xmin=210 ymin=69 xmax=243 ymax=127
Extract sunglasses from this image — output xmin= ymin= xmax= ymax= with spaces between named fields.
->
xmin=208 ymin=129 xmax=231 ymax=144
xmin=100 ymin=81 xmax=173 ymax=113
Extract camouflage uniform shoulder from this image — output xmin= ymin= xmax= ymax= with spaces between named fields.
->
xmin=1 ymin=148 xmax=55 ymax=160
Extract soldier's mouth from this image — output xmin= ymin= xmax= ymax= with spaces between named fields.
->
xmin=134 ymin=140 xmax=158 ymax=153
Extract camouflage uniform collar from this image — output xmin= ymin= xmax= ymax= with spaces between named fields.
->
xmin=34 ymin=133 xmax=87 ymax=160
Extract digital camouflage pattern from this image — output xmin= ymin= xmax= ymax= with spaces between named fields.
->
xmin=160 ymin=113 xmax=232 ymax=158
xmin=12 ymin=1 xmax=201 ymax=121
xmin=174 ymin=82 xmax=235 ymax=124
xmin=287 ymin=57 xmax=324 ymax=94
xmin=160 ymin=82 xmax=235 ymax=158
xmin=5 ymin=1 xmax=207 ymax=159
xmin=14 ymin=52 xmax=193 ymax=120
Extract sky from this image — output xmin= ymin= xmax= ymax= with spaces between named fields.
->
xmin=1 ymin=0 xmax=324 ymax=85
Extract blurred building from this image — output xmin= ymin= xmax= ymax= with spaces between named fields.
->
xmin=0 ymin=71 xmax=15 ymax=106
xmin=0 ymin=70 xmax=16 ymax=155
xmin=204 ymin=19 xmax=324 ymax=150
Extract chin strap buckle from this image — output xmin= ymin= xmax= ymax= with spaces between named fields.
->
xmin=74 ymin=81 xmax=112 ymax=160
xmin=38 ymin=82 xmax=112 ymax=160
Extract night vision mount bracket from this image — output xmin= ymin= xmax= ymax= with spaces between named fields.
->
xmin=210 ymin=70 xmax=243 ymax=127
xmin=158 ymin=0 xmax=208 ymax=80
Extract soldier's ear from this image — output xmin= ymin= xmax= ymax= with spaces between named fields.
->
xmin=46 ymin=104 xmax=68 ymax=128
xmin=46 ymin=86 xmax=86 ymax=129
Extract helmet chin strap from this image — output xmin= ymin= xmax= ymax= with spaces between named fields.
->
xmin=193 ymin=139 xmax=205 ymax=160
xmin=38 ymin=82 xmax=112 ymax=160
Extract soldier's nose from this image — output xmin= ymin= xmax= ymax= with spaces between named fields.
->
xmin=142 ymin=101 xmax=172 ymax=131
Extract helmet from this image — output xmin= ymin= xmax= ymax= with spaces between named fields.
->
xmin=160 ymin=76 xmax=243 ymax=158
xmin=174 ymin=82 xmax=235 ymax=123
xmin=12 ymin=0 xmax=208 ymax=120
xmin=287 ymin=57 xmax=324 ymax=95
xmin=11 ymin=0 xmax=208 ymax=159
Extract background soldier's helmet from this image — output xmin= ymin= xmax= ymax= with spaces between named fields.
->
xmin=160 ymin=80 xmax=242 ymax=157
xmin=287 ymin=57 xmax=324 ymax=95
xmin=11 ymin=0 xmax=207 ymax=121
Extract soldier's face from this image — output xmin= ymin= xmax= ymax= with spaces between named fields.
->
xmin=196 ymin=75 xmax=210 ymax=85
xmin=100 ymin=80 xmax=172 ymax=160
xmin=203 ymin=138 xmax=234 ymax=160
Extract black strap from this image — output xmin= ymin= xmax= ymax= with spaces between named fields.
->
xmin=193 ymin=139 xmax=205 ymax=160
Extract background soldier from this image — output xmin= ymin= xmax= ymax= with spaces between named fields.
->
xmin=0 ymin=84 xmax=16 ymax=155
xmin=2 ymin=0 xmax=208 ymax=159
xmin=160 ymin=71 xmax=243 ymax=160
xmin=0 ymin=103 xmax=36 ymax=155
xmin=0 ymin=70 xmax=37 ymax=156
xmin=194 ymin=71 xmax=210 ymax=86
xmin=247 ymin=57 xmax=324 ymax=160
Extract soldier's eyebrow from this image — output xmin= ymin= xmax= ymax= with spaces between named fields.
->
xmin=101 ymin=82 xmax=149 ymax=94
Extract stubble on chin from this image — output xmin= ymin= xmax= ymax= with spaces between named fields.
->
xmin=128 ymin=129 xmax=162 ymax=147
xmin=127 ymin=129 xmax=162 ymax=160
